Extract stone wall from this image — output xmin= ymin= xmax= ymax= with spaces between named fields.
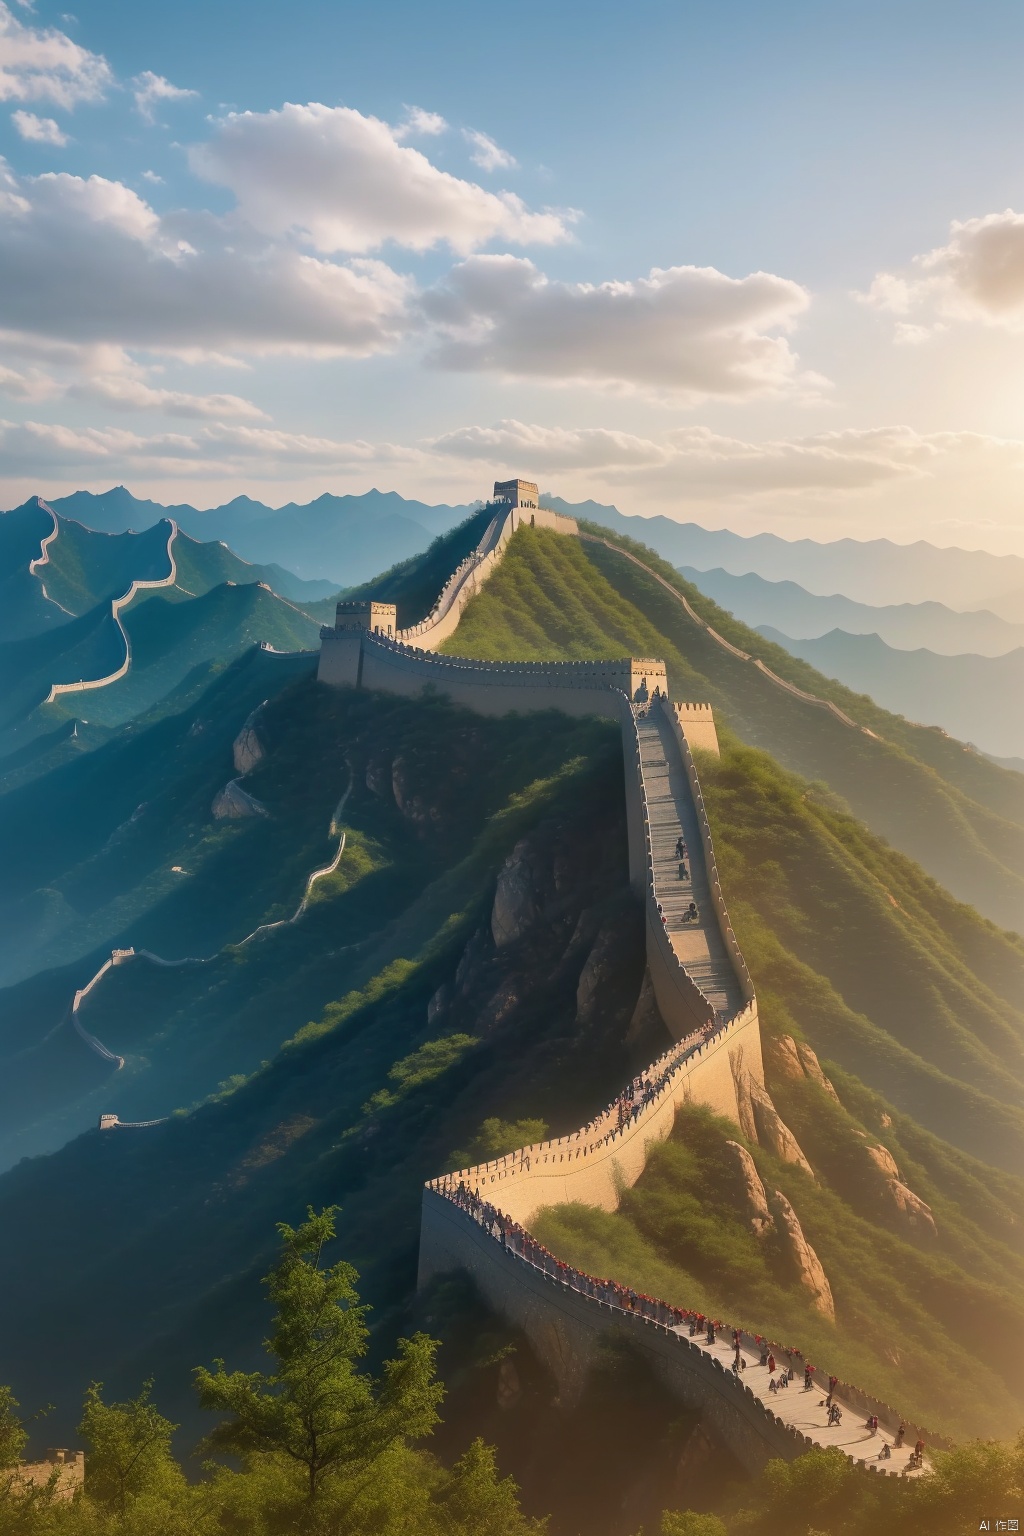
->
xmin=431 ymin=1003 xmax=760 ymax=1227
xmin=418 ymin=1192 xmax=824 ymax=1473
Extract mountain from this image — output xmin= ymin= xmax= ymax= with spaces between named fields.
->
xmin=6 ymin=512 xmax=1024 ymax=1532
xmin=758 ymin=625 xmax=1024 ymax=761
xmin=542 ymin=495 xmax=1024 ymax=616
xmin=682 ymin=564 xmax=1024 ymax=656
xmin=48 ymin=486 xmax=477 ymax=585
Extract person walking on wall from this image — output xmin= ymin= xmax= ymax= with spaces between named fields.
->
xmin=895 ymin=1424 xmax=906 ymax=1449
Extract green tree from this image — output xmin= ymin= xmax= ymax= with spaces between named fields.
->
xmin=195 ymin=1207 xmax=443 ymax=1504
xmin=78 ymin=1380 xmax=183 ymax=1517
xmin=429 ymin=1439 xmax=546 ymax=1535
xmin=0 ymin=1390 xmax=26 ymax=1473
xmin=660 ymin=1514 xmax=728 ymax=1536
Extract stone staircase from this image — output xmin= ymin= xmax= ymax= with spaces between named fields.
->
xmin=635 ymin=706 xmax=745 ymax=1021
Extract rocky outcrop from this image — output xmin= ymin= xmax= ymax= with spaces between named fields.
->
xmin=625 ymin=969 xmax=661 ymax=1044
xmin=729 ymin=1046 xmax=759 ymax=1145
xmin=772 ymin=1189 xmax=835 ymax=1320
xmin=725 ymin=1140 xmax=774 ymax=1238
xmin=492 ymin=839 xmax=543 ymax=947
xmin=888 ymin=1179 xmax=938 ymax=1238
xmin=858 ymin=1138 xmax=938 ymax=1239
xmin=748 ymin=1080 xmax=815 ymax=1177
xmin=766 ymin=1034 xmax=839 ymax=1101
xmin=576 ymin=919 xmax=620 ymax=1022
xmin=796 ymin=1041 xmax=840 ymax=1101
xmin=212 ymin=780 xmax=268 ymax=819
xmin=232 ymin=705 xmax=266 ymax=774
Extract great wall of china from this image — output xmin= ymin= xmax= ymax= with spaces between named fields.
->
xmin=314 ymin=480 xmax=939 ymax=1477
xmin=63 ymin=479 xmax=936 ymax=1475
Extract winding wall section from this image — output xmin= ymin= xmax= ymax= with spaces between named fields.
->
xmin=315 ymin=501 xmax=934 ymax=1475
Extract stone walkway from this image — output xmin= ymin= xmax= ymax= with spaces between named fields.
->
xmin=668 ymin=1321 xmax=926 ymax=1476
xmin=635 ymin=706 xmax=746 ymax=1020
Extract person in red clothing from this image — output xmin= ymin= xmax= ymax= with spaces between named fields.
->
xmin=804 ymin=1363 xmax=815 ymax=1391
xmin=767 ymin=1352 xmax=776 ymax=1374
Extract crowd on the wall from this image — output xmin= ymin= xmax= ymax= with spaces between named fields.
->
xmin=441 ymin=1181 xmax=929 ymax=1472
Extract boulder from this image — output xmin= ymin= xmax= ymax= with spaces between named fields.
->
xmin=772 ymin=1190 xmax=835 ymax=1320
xmin=212 ymin=780 xmax=268 ymax=819
xmin=725 ymin=1139 xmax=774 ymax=1238
xmin=749 ymin=1080 xmax=815 ymax=1177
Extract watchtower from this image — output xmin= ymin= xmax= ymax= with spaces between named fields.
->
xmin=493 ymin=479 xmax=539 ymax=511
xmin=333 ymin=600 xmax=396 ymax=637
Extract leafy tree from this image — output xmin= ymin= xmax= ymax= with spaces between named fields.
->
xmin=78 ymin=1381 xmax=183 ymax=1517
xmin=660 ymin=1514 xmax=728 ymax=1536
xmin=195 ymin=1206 xmax=443 ymax=1504
xmin=0 ymin=1391 xmax=26 ymax=1473
xmin=429 ymin=1439 xmax=546 ymax=1536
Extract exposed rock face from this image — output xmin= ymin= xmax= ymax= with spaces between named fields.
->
xmin=772 ymin=1189 xmax=835 ymax=1320
xmin=391 ymin=755 xmax=440 ymax=831
xmin=767 ymin=1033 xmax=840 ymax=1101
xmin=749 ymin=1079 xmax=815 ymax=1177
xmin=725 ymin=1139 xmax=774 ymax=1238
xmin=212 ymin=780 xmax=268 ymax=819
xmin=729 ymin=1046 xmax=759 ymax=1145
xmin=859 ymin=1139 xmax=938 ymax=1238
xmin=576 ymin=919 xmax=620 ymax=1022
xmin=232 ymin=705 xmax=266 ymax=775
xmin=492 ymin=839 xmax=543 ymax=947
xmin=796 ymin=1040 xmax=840 ymax=1101
xmin=864 ymin=1142 xmax=900 ymax=1181
xmin=888 ymin=1180 xmax=938 ymax=1238
xmin=625 ymin=968 xmax=661 ymax=1044
xmin=766 ymin=1034 xmax=805 ymax=1085
xmin=426 ymin=983 xmax=452 ymax=1024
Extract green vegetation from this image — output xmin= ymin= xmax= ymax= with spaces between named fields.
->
xmin=445 ymin=522 xmax=1024 ymax=927
xmin=0 ymin=1209 xmax=542 ymax=1535
xmin=34 ymin=518 xmax=174 ymax=617
xmin=335 ymin=506 xmax=494 ymax=628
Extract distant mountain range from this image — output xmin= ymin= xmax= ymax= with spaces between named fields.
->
xmin=49 ymin=486 xmax=476 ymax=585
xmin=758 ymin=625 xmax=1024 ymax=760
xmin=682 ymin=566 xmax=1024 ymax=657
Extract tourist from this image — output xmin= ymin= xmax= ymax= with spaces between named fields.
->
xmin=804 ymin=1363 xmax=815 ymax=1391
xmin=768 ymin=1378 xmax=778 ymax=1396
xmin=879 ymin=1443 xmax=891 ymax=1460
xmin=828 ymin=1404 xmax=842 ymax=1428
xmin=706 ymin=1321 xmax=716 ymax=1344
xmin=766 ymin=1352 xmax=776 ymax=1374
xmin=895 ymin=1424 xmax=906 ymax=1449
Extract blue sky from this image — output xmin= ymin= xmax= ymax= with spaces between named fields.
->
xmin=4 ymin=0 xmax=1024 ymax=547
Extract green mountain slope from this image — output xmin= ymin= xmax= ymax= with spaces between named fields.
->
xmin=440 ymin=524 xmax=1024 ymax=929
xmin=3 ymin=517 xmax=1024 ymax=1516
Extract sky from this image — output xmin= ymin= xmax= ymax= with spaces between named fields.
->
xmin=4 ymin=0 xmax=1024 ymax=547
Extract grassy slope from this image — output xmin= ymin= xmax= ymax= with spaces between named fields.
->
xmin=443 ymin=525 xmax=1024 ymax=929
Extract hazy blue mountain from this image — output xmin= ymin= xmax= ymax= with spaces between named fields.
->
xmin=47 ymin=486 xmax=477 ymax=584
xmin=683 ymin=565 xmax=1024 ymax=656
xmin=547 ymin=496 xmax=1024 ymax=616
xmin=759 ymin=624 xmax=1024 ymax=759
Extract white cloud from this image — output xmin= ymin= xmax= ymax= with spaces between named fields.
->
xmin=423 ymin=256 xmax=814 ymax=399
xmin=0 ymin=2 xmax=110 ymax=108
xmin=141 ymin=169 xmax=163 ymax=184
xmin=11 ymin=108 xmax=67 ymax=144
xmin=0 ymin=360 xmax=56 ymax=399
xmin=463 ymin=128 xmax=516 ymax=172
xmin=395 ymin=105 xmax=447 ymax=139
xmin=0 ymin=415 xmax=421 ymax=477
xmin=0 ymin=163 xmax=416 ymax=358
xmin=131 ymin=70 xmax=197 ymax=125
xmin=864 ymin=209 xmax=1024 ymax=333
xmin=67 ymin=375 xmax=270 ymax=420
xmin=426 ymin=418 xmax=1020 ymax=499
xmin=189 ymin=102 xmax=572 ymax=254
